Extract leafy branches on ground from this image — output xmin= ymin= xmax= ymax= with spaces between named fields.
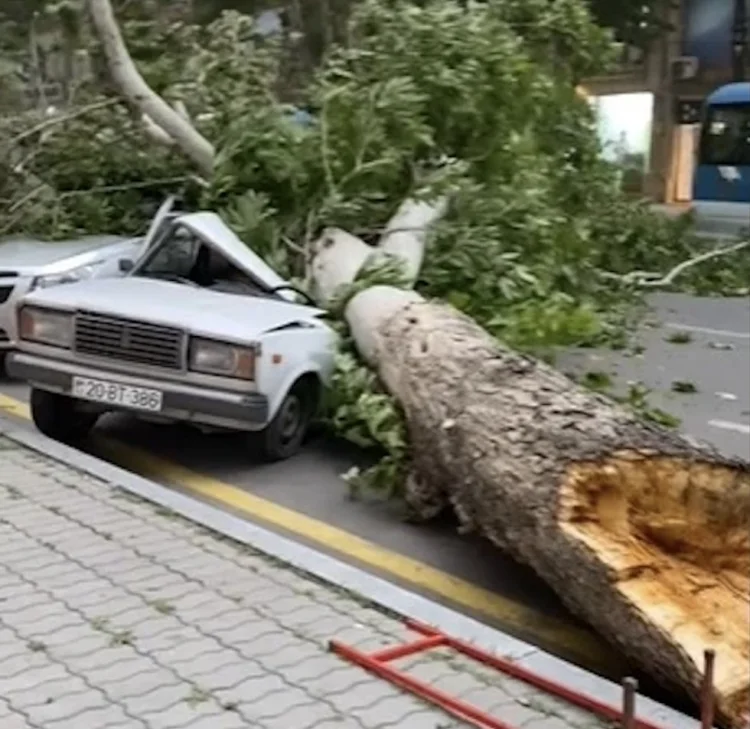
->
xmin=326 ymin=349 xmax=410 ymax=498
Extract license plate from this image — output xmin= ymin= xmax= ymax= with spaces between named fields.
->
xmin=71 ymin=377 xmax=163 ymax=412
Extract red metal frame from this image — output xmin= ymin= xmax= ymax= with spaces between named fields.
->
xmin=329 ymin=619 xmax=668 ymax=729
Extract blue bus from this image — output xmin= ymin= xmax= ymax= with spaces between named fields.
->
xmin=693 ymin=82 xmax=750 ymax=236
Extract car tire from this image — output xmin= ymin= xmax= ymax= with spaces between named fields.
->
xmin=258 ymin=379 xmax=316 ymax=462
xmin=30 ymin=388 xmax=99 ymax=444
xmin=0 ymin=352 xmax=6 ymax=379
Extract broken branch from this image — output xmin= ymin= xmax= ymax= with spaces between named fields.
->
xmin=86 ymin=0 xmax=215 ymax=177
xmin=599 ymin=239 xmax=750 ymax=289
xmin=639 ymin=239 xmax=750 ymax=288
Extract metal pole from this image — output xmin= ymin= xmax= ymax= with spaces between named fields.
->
xmin=701 ymin=649 xmax=716 ymax=729
xmin=622 ymin=677 xmax=638 ymax=729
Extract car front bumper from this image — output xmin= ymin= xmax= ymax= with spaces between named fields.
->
xmin=7 ymin=352 xmax=269 ymax=431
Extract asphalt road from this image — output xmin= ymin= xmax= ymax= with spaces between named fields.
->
xmin=1 ymin=291 xmax=748 ymax=711
xmin=558 ymin=292 xmax=749 ymax=461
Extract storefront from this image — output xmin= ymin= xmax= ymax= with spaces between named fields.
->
xmin=582 ymin=0 xmax=748 ymax=204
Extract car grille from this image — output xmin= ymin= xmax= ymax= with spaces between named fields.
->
xmin=74 ymin=312 xmax=185 ymax=370
xmin=0 ymin=286 xmax=13 ymax=304
xmin=0 ymin=328 xmax=9 ymax=344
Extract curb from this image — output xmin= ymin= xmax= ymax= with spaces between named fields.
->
xmin=0 ymin=414 xmax=704 ymax=729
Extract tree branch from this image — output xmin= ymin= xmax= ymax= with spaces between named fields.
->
xmin=376 ymin=197 xmax=448 ymax=284
xmin=639 ymin=239 xmax=750 ymax=288
xmin=140 ymin=99 xmax=195 ymax=146
xmin=600 ymin=239 xmax=750 ymax=288
xmin=5 ymin=99 xmax=119 ymax=150
xmin=86 ymin=0 xmax=215 ymax=177
xmin=309 ymin=196 xmax=449 ymax=305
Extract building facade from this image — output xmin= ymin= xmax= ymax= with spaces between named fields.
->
xmin=583 ymin=0 xmax=749 ymax=204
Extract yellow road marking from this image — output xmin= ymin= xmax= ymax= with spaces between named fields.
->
xmin=0 ymin=391 xmax=613 ymax=669
xmin=0 ymin=393 xmax=30 ymax=419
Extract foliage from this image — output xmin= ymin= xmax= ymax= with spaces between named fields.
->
xmin=617 ymin=382 xmax=681 ymax=429
xmin=587 ymin=0 xmax=672 ymax=49
xmin=0 ymin=102 xmax=195 ymax=238
xmin=0 ymin=0 xmax=744 ymax=498
xmin=326 ymin=349 xmax=409 ymax=498
xmin=322 ymin=255 xmax=411 ymax=496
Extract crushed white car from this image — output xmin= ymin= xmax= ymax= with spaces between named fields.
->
xmin=7 ymin=200 xmax=338 ymax=461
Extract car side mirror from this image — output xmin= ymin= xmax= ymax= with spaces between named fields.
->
xmin=118 ymin=258 xmax=134 ymax=273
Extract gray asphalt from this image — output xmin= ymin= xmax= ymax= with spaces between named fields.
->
xmin=558 ymin=293 xmax=749 ymax=462
xmin=1 ymin=291 xmax=748 ymax=710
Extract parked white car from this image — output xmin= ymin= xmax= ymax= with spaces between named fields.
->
xmin=0 ymin=197 xmax=181 ymax=372
xmin=0 ymin=235 xmax=143 ymax=366
xmin=7 ymin=201 xmax=338 ymax=461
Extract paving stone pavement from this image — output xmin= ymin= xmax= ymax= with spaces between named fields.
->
xmin=0 ymin=435 xmax=618 ymax=729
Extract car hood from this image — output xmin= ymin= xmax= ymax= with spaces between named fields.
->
xmin=0 ymin=236 xmax=132 ymax=275
xmin=21 ymin=277 xmax=328 ymax=341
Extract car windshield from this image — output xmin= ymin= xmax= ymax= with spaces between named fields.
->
xmin=700 ymin=104 xmax=750 ymax=166
xmin=138 ymin=223 xmax=201 ymax=279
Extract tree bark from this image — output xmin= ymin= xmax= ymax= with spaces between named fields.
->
xmin=310 ymin=197 xmax=448 ymax=305
xmin=86 ymin=0 xmax=215 ymax=178
xmin=344 ymin=285 xmax=750 ymax=728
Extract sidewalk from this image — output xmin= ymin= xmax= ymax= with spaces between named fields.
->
xmin=0 ymin=431 xmax=683 ymax=729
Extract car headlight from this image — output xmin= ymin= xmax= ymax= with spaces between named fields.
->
xmin=189 ymin=338 xmax=256 ymax=379
xmin=18 ymin=306 xmax=74 ymax=348
xmin=31 ymin=262 xmax=101 ymax=291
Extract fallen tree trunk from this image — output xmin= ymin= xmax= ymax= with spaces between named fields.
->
xmin=344 ymin=285 xmax=750 ymax=728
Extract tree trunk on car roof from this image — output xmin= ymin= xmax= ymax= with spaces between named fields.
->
xmin=344 ymin=285 xmax=750 ymax=729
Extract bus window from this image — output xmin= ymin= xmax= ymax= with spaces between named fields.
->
xmin=699 ymin=104 xmax=750 ymax=166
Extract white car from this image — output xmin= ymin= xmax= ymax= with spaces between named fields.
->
xmin=0 ymin=234 xmax=144 ymax=368
xmin=7 ymin=201 xmax=338 ymax=461
xmin=0 ymin=197 xmax=181 ymax=372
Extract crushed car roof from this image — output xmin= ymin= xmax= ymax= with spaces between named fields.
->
xmin=175 ymin=212 xmax=295 ymax=301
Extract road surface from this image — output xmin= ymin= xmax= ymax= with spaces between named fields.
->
xmin=559 ymin=292 xmax=749 ymax=460
xmin=1 ymin=292 xmax=748 ymax=713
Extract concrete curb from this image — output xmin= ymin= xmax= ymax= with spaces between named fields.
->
xmin=0 ymin=414 xmax=704 ymax=729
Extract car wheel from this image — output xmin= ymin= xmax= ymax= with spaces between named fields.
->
xmin=30 ymin=388 xmax=99 ymax=444
xmin=258 ymin=379 xmax=316 ymax=462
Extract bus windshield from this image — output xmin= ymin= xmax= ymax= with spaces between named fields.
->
xmin=699 ymin=103 xmax=750 ymax=166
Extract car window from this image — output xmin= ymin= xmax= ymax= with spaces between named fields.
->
xmin=140 ymin=224 xmax=201 ymax=278
xmin=700 ymin=104 xmax=750 ymax=166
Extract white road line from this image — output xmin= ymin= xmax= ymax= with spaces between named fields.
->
xmin=666 ymin=323 xmax=750 ymax=339
xmin=708 ymin=419 xmax=750 ymax=436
